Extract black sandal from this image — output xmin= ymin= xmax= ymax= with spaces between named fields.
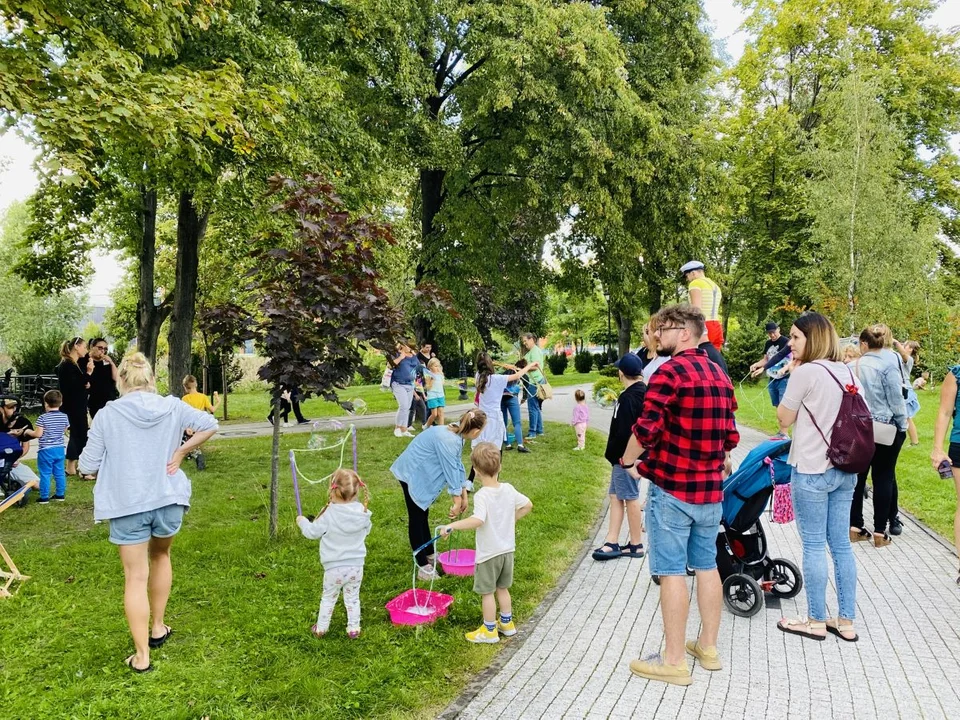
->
xmin=621 ymin=543 xmax=645 ymax=558
xmin=148 ymin=624 xmax=173 ymax=649
xmin=592 ymin=542 xmax=621 ymax=561
xmin=125 ymin=655 xmax=153 ymax=673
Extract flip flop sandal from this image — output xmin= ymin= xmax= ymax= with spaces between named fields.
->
xmin=148 ymin=625 xmax=173 ymax=648
xmin=825 ymin=619 xmax=858 ymax=643
xmin=125 ymin=655 xmax=153 ymax=673
xmin=621 ymin=543 xmax=645 ymax=558
xmin=591 ymin=542 xmax=621 ymax=561
xmin=777 ymin=617 xmax=826 ymax=641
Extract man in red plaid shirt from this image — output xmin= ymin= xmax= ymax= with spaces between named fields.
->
xmin=621 ymin=303 xmax=739 ymax=686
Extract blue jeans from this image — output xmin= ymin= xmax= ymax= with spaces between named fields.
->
xmin=37 ymin=446 xmax=66 ymax=499
xmin=526 ymin=381 xmax=544 ymax=436
xmin=646 ymin=484 xmax=721 ymax=576
xmin=767 ymin=376 xmax=788 ymax=407
xmin=791 ymin=467 xmax=858 ymax=621
xmin=501 ymin=395 xmax=523 ymax=446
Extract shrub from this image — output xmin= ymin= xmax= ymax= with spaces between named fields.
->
xmin=599 ymin=365 xmax=620 ymax=377
xmin=574 ymin=350 xmax=594 ymax=373
xmin=11 ymin=332 xmax=62 ymax=376
xmin=724 ymin=322 xmax=767 ymax=382
xmin=592 ymin=376 xmax=623 ymax=396
xmin=546 ymin=352 xmax=568 ymax=375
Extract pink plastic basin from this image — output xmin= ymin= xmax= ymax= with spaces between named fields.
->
xmin=437 ymin=548 xmax=476 ymax=576
xmin=385 ymin=589 xmax=454 ymax=626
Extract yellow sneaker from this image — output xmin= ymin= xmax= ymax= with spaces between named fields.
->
xmin=497 ymin=619 xmax=517 ymax=637
xmin=629 ymin=654 xmax=692 ymax=686
xmin=685 ymin=640 xmax=722 ymax=671
xmin=465 ymin=624 xmax=499 ymax=644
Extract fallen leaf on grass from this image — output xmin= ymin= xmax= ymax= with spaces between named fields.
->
xmin=64 ymin=576 xmax=75 ymax=584
xmin=254 ymin=572 xmax=267 ymax=579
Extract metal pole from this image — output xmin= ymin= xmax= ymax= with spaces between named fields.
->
xmin=221 ymin=362 xmax=228 ymax=421
xmin=458 ymin=337 xmax=468 ymax=400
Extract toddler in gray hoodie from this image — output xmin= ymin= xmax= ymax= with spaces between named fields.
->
xmin=297 ymin=468 xmax=372 ymax=639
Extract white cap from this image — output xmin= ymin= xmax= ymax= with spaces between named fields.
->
xmin=679 ymin=260 xmax=705 ymax=274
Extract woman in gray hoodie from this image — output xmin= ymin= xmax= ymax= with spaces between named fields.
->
xmin=79 ymin=353 xmax=218 ymax=673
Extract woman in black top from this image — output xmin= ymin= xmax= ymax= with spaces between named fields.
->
xmin=56 ymin=336 xmax=92 ymax=476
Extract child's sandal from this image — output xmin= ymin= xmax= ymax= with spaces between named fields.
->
xmin=310 ymin=624 xmax=325 ymax=639
xmin=621 ymin=543 xmax=645 ymax=559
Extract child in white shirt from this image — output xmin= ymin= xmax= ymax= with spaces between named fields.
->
xmin=441 ymin=442 xmax=532 ymax=644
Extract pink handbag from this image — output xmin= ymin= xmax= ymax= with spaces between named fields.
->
xmin=767 ymin=456 xmax=794 ymax=524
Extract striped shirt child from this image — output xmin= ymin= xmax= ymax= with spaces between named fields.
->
xmin=37 ymin=410 xmax=70 ymax=449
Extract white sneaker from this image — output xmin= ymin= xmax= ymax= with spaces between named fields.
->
xmin=282 ymin=422 xmax=291 ymax=428
xmin=394 ymin=428 xmax=403 ymax=437
xmin=418 ymin=564 xmax=439 ymax=581
xmin=402 ymin=431 xmax=416 ymax=437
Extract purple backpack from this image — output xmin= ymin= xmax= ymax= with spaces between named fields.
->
xmin=803 ymin=362 xmax=874 ymax=474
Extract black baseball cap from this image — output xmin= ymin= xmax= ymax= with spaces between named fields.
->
xmin=765 ymin=322 xmax=779 ymax=333
xmin=614 ymin=353 xmax=644 ymax=376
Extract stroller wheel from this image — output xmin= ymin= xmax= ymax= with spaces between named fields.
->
xmin=722 ymin=573 xmax=763 ymax=618
xmin=769 ymin=558 xmax=803 ymax=599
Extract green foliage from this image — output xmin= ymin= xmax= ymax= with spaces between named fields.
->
xmin=546 ymin=352 xmax=569 ymax=375
xmin=0 ymin=202 xmax=86 ymax=367
xmin=592 ymin=375 xmax=623 ymax=397
xmin=599 ymin=365 xmax=620 ymax=378
xmin=574 ymin=350 xmax=594 ymax=374
xmin=724 ymin=322 xmax=768 ymax=383
xmin=9 ymin=331 xmax=63 ymax=376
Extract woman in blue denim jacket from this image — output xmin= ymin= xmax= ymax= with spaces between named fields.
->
xmin=849 ymin=325 xmax=908 ymax=547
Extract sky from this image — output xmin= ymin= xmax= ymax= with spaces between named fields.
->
xmin=1 ymin=0 xmax=958 ymax=304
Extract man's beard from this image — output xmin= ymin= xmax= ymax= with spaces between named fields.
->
xmin=656 ymin=347 xmax=673 ymax=357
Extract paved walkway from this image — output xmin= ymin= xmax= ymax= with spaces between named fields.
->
xmin=445 ymin=388 xmax=960 ymax=720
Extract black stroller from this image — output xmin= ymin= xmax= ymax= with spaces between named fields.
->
xmin=0 ymin=427 xmax=27 ymax=508
xmin=717 ymin=439 xmax=802 ymax=617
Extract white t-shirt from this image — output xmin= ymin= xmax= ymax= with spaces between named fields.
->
xmin=474 ymin=373 xmax=509 ymax=446
xmin=471 ymin=482 xmax=531 ymax=563
xmin=642 ymin=355 xmax=671 ymax=384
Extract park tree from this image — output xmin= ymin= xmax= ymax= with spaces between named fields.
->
xmin=325 ymin=0 xmax=644 ymax=344
xmin=802 ymin=73 xmax=939 ymax=334
xmin=724 ymin=0 xmax=960 ymax=325
xmin=205 ymin=175 xmax=454 ymax=537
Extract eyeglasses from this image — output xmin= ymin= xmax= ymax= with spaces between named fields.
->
xmin=94 ymin=345 xmax=108 ymax=351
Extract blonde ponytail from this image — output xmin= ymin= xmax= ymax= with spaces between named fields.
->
xmin=118 ymin=352 xmax=156 ymax=395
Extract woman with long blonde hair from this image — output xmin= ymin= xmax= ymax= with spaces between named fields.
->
xmin=79 ymin=353 xmax=219 ymax=673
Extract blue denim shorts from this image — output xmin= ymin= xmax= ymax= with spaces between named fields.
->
xmin=109 ymin=504 xmax=186 ymax=545
xmin=608 ymin=465 xmax=640 ymax=501
xmin=647 ymin=485 xmax=721 ymax=576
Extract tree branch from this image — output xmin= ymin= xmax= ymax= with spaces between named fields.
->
xmin=441 ymin=57 xmax=487 ymax=102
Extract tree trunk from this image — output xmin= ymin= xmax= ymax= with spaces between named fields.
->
xmin=647 ymin=280 xmax=663 ymax=316
xmin=167 ymin=191 xmax=207 ymax=397
xmin=415 ymin=166 xmax=445 ymax=343
xmin=269 ymin=392 xmax=281 ymax=538
xmin=135 ymin=188 xmax=170 ymax=365
xmin=616 ymin=311 xmax=633 ymax=357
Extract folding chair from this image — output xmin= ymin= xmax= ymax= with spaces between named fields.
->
xmin=0 ymin=479 xmax=37 ymax=598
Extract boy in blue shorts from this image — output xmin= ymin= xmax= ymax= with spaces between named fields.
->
xmin=35 ymin=390 xmax=70 ymax=504
xmin=593 ymin=353 xmax=647 ymax=560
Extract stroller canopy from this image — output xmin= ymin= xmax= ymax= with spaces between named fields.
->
xmin=721 ymin=439 xmax=791 ymax=531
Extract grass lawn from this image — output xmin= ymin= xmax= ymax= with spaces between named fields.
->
xmin=0 ymin=422 xmax=608 ymax=719
xmin=735 ymin=380 xmax=957 ymax=541
xmin=217 ymin=369 xmax=599 ymax=424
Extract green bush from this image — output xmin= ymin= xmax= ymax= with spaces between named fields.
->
xmin=592 ymin=375 xmax=623 ymax=396
xmin=599 ymin=365 xmax=620 ymax=377
xmin=546 ymin=352 xmax=569 ymax=375
xmin=11 ymin=332 xmax=62 ymax=375
xmin=724 ymin=322 xmax=767 ymax=382
xmin=574 ymin=350 xmax=594 ymax=373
